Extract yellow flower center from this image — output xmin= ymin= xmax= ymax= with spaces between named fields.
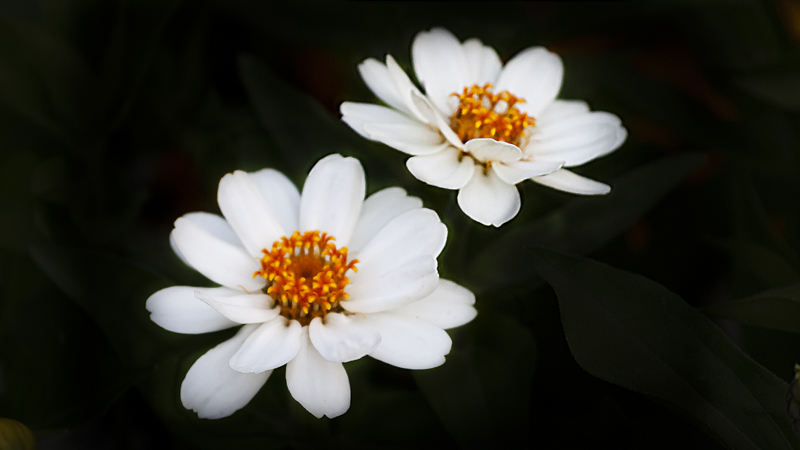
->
xmin=449 ymin=83 xmax=534 ymax=146
xmin=254 ymin=230 xmax=358 ymax=326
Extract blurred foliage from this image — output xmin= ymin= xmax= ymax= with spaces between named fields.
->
xmin=0 ymin=0 xmax=799 ymax=448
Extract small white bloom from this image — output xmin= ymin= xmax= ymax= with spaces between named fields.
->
xmin=341 ymin=27 xmax=627 ymax=227
xmin=146 ymin=154 xmax=476 ymax=419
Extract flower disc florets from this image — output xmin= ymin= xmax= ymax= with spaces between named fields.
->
xmin=450 ymin=83 xmax=533 ymax=146
xmin=254 ymin=230 xmax=358 ymax=326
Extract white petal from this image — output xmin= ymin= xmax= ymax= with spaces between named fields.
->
xmin=532 ymin=169 xmax=611 ymax=195
xmin=146 ymin=286 xmax=239 ymax=334
xmin=286 ymin=327 xmax=350 ymax=419
xmin=195 ymin=290 xmax=279 ymax=324
xmin=180 ymin=324 xmax=270 ymax=419
xmin=384 ymin=55 xmax=433 ymax=124
xmin=299 ymin=154 xmax=365 ymax=246
xmin=348 ymin=187 xmax=423 ymax=253
xmin=456 ymin=168 xmax=521 ymax=227
xmin=344 ymin=255 xmax=439 ymax=314
xmin=406 ymin=147 xmax=476 ymax=189
xmin=412 ymin=90 xmax=465 ymax=149
xmin=340 ymin=101 xmax=444 ymax=156
xmin=340 ymin=102 xmax=404 ymax=140
xmin=527 ymin=111 xmax=626 ymax=166
xmin=495 ymin=47 xmax=563 ymax=117
xmin=218 ymin=171 xmax=285 ymax=258
xmin=357 ymin=312 xmax=452 ymax=370
xmin=170 ymin=212 xmax=242 ymax=267
xmin=309 ymin=314 xmax=381 ymax=363
xmin=358 ymin=57 xmax=414 ymax=115
xmin=171 ymin=217 xmax=266 ymax=292
xmin=351 ymin=208 xmax=446 ymax=279
xmin=412 ymin=28 xmax=469 ymax=115
xmin=229 ymin=317 xmax=303 ymax=373
xmin=536 ymin=100 xmax=590 ymax=127
xmin=362 ymin=120 xmax=448 ymax=156
xmin=249 ymin=168 xmax=300 ymax=236
xmin=464 ymin=138 xmax=522 ymax=163
xmin=462 ymin=38 xmax=502 ymax=85
xmin=493 ymin=159 xmax=563 ymax=185
xmin=393 ymin=279 xmax=477 ymax=330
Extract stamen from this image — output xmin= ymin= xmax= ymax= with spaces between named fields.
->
xmin=254 ymin=230 xmax=358 ymax=326
xmin=449 ymin=83 xmax=534 ymax=145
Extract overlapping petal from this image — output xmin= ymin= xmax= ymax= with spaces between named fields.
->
xmin=229 ymin=317 xmax=303 ymax=374
xmin=286 ymin=328 xmax=350 ymax=419
xmin=171 ymin=217 xmax=265 ymax=292
xmin=393 ymin=279 xmax=477 ymax=330
xmin=406 ymin=147 xmax=475 ymax=189
xmin=348 ymin=187 xmax=423 ymax=252
xmin=180 ymin=325 xmax=271 ymax=419
xmin=146 ymin=286 xmax=239 ymax=334
xmin=309 ymin=313 xmax=381 ymax=363
xmin=357 ymin=313 xmax=452 ymax=370
xmin=457 ymin=169 xmax=521 ymax=227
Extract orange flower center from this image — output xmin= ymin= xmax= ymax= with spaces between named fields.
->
xmin=254 ymin=231 xmax=358 ymax=326
xmin=449 ymin=83 xmax=534 ymax=146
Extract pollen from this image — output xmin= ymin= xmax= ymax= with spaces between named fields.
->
xmin=450 ymin=83 xmax=534 ymax=146
xmin=254 ymin=230 xmax=358 ymax=326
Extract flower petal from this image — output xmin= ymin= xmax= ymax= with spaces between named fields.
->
xmin=384 ymin=54 xmax=432 ymax=124
xmin=357 ymin=312 xmax=452 ymax=370
xmin=351 ymin=208 xmax=446 ymax=279
xmin=536 ymin=100 xmax=590 ymax=127
xmin=229 ymin=317 xmax=303 ymax=373
xmin=347 ymin=187 xmax=423 ymax=253
xmin=286 ymin=327 xmax=350 ymax=419
xmin=495 ymin=46 xmax=563 ymax=117
xmin=171 ymin=217 xmax=266 ymax=292
xmin=170 ymin=212 xmax=242 ymax=266
xmin=532 ymin=169 xmax=611 ymax=195
xmin=462 ymin=38 xmax=502 ymax=86
xmin=344 ymin=255 xmax=439 ymax=314
xmin=410 ymin=90 xmax=464 ymax=149
xmin=299 ymin=154 xmax=365 ymax=246
xmin=362 ymin=121 xmax=448 ymax=156
xmin=358 ymin=57 xmax=414 ymax=115
xmin=309 ymin=313 xmax=381 ymax=363
xmin=411 ymin=28 xmax=468 ymax=115
xmin=341 ymin=102 xmax=445 ymax=155
xmin=249 ymin=168 xmax=300 ymax=236
xmin=340 ymin=102 xmax=406 ymax=139
xmin=457 ymin=168 xmax=521 ymax=227
xmin=180 ymin=324 xmax=270 ymax=419
xmin=493 ymin=159 xmax=563 ymax=185
xmin=195 ymin=290 xmax=279 ymax=324
xmin=464 ymin=138 xmax=522 ymax=163
xmin=406 ymin=147 xmax=475 ymax=190
xmin=146 ymin=286 xmax=239 ymax=334
xmin=393 ymin=279 xmax=477 ymax=330
xmin=527 ymin=111 xmax=626 ymax=166
xmin=218 ymin=170 xmax=285 ymax=258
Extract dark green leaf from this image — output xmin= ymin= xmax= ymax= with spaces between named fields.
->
xmin=704 ymin=283 xmax=800 ymax=334
xmin=532 ymin=248 xmax=800 ymax=450
xmin=470 ymin=153 xmax=705 ymax=290
xmin=706 ymin=237 xmax=800 ymax=288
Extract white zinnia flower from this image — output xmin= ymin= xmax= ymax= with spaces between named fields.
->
xmin=146 ymin=154 xmax=476 ymax=420
xmin=341 ymin=27 xmax=627 ymax=227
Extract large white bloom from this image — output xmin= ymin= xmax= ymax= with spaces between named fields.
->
xmin=146 ymin=154 xmax=476 ymax=419
xmin=341 ymin=27 xmax=627 ymax=227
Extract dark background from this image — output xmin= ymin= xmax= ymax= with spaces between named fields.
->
xmin=1 ymin=1 xmax=800 ymax=448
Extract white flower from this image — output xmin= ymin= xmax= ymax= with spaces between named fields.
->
xmin=341 ymin=27 xmax=627 ymax=227
xmin=146 ymin=154 xmax=476 ymax=420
